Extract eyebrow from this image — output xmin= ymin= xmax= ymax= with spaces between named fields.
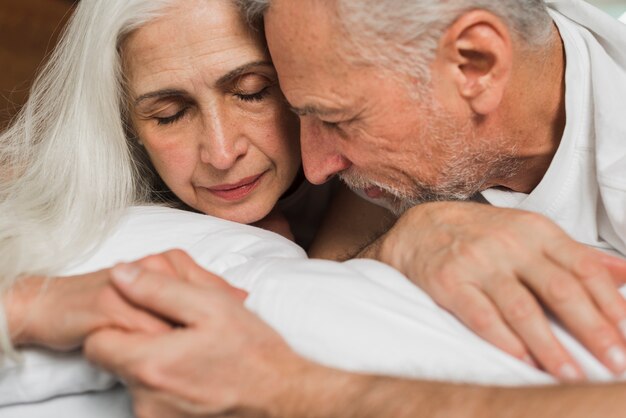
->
xmin=289 ymin=104 xmax=343 ymax=117
xmin=133 ymin=89 xmax=187 ymax=107
xmin=215 ymin=60 xmax=274 ymax=88
xmin=133 ymin=60 xmax=274 ymax=106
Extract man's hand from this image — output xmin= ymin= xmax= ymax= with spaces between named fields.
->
xmin=83 ymin=250 xmax=626 ymax=418
xmin=83 ymin=253 xmax=306 ymax=418
xmin=362 ymin=201 xmax=626 ymax=380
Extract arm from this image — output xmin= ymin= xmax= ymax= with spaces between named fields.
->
xmin=4 ymin=272 xmax=169 ymax=350
xmin=84 ymin=257 xmax=626 ymax=418
xmin=2 ymin=252 xmax=215 ymax=350
xmin=308 ymin=183 xmax=396 ymax=260
xmin=358 ymin=200 xmax=626 ymax=380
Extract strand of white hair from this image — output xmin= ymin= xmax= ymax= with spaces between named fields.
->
xmin=0 ymin=0 xmax=174 ymax=355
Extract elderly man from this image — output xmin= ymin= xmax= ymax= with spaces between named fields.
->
xmin=251 ymin=0 xmax=626 ymax=377
xmin=85 ymin=1 xmax=626 ymax=417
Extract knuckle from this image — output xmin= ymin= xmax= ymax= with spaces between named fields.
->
xmin=501 ymin=294 xmax=539 ymax=323
xmin=604 ymin=303 xmax=626 ymax=322
xmin=544 ymin=274 xmax=580 ymax=304
xmin=138 ymin=254 xmax=170 ymax=272
xmin=519 ymin=211 xmax=553 ymax=229
xmin=587 ymin=325 xmax=620 ymax=351
xmin=465 ymin=308 xmax=499 ymax=334
xmin=165 ymin=248 xmax=189 ymax=260
xmin=572 ymin=257 xmax=605 ymax=280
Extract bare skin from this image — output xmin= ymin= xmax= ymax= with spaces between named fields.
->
xmin=84 ymin=251 xmax=626 ymax=418
xmin=263 ymin=0 xmax=626 ymax=378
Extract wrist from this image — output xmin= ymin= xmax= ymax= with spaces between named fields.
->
xmin=4 ymin=277 xmax=45 ymax=346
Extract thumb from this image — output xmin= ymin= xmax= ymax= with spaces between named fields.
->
xmin=110 ymin=264 xmax=244 ymax=325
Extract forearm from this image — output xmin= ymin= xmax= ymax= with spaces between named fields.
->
xmin=276 ymin=363 xmax=626 ymax=418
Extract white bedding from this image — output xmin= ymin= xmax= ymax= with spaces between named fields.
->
xmin=1 ymin=206 xmax=621 ymax=417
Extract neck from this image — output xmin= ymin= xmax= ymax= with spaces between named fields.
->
xmin=490 ymin=24 xmax=566 ymax=194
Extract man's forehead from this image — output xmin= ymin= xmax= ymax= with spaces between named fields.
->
xmin=264 ymin=0 xmax=350 ymax=86
xmin=265 ymin=0 xmax=341 ymax=59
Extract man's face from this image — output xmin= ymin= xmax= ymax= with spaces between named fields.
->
xmin=265 ymin=0 xmax=512 ymax=212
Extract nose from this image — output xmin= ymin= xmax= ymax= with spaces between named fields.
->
xmin=300 ymin=118 xmax=352 ymax=185
xmin=199 ymin=106 xmax=248 ymax=170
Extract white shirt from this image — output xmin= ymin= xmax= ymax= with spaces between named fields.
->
xmin=482 ymin=0 xmax=626 ymax=256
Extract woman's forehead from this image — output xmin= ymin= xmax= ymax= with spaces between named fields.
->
xmin=122 ymin=0 xmax=267 ymax=93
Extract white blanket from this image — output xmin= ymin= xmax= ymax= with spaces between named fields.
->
xmin=0 ymin=206 xmax=620 ymax=417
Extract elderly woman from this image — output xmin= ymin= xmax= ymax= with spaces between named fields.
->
xmin=0 ymin=0 xmax=392 ymax=353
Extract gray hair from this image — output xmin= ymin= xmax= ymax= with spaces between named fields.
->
xmin=0 ymin=0 xmax=175 ymax=352
xmin=238 ymin=0 xmax=553 ymax=80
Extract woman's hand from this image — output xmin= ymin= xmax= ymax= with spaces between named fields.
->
xmin=4 ymin=249 xmax=247 ymax=351
xmin=364 ymin=201 xmax=626 ymax=381
xmin=5 ymin=269 xmax=172 ymax=351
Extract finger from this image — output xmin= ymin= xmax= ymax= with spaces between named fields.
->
xmin=135 ymin=250 xmax=247 ymax=301
xmin=112 ymin=301 xmax=173 ymax=335
xmin=134 ymin=254 xmax=179 ymax=278
xmin=84 ymin=329 xmax=152 ymax=380
xmin=576 ymin=268 xmax=626 ymax=340
xmin=445 ymin=284 xmax=533 ymax=365
xmin=547 ymin=237 xmax=626 ymax=287
xmin=163 ymin=250 xmax=248 ymax=300
xmin=599 ymin=253 xmax=626 ymax=286
xmin=485 ymin=278 xmax=584 ymax=381
xmin=110 ymin=264 xmax=241 ymax=325
xmin=161 ymin=249 xmax=234 ymax=289
xmin=521 ymin=258 xmax=626 ymax=375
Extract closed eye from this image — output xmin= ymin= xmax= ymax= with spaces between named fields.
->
xmin=235 ymin=87 xmax=271 ymax=103
xmin=322 ymin=120 xmax=340 ymax=130
xmin=156 ymin=107 xmax=188 ymax=125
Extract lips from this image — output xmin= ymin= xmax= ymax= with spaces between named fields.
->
xmin=364 ymin=185 xmax=385 ymax=199
xmin=205 ymin=172 xmax=266 ymax=201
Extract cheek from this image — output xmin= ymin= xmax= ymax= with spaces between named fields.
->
xmin=248 ymin=104 xmax=301 ymax=177
xmin=140 ymin=130 xmax=197 ymax=186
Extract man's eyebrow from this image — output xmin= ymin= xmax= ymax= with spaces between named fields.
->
xmin=289 ymin=105 xmax=342 ymax=117
xmin=134 ymin=89 xmax=187 ymax=107
xmin=215 ymin=60 xmax=274 ymax=87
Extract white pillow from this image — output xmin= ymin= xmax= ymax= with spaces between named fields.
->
xmin=0 ymin=206 xmax=621 ymax=417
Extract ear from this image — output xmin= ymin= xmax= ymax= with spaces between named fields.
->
xmin=433 ymin=10 xmax=513 ymax=116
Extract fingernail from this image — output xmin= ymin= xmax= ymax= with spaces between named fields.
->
xmin=606 ymin=345 xmax=626 ymax=373
xmin=559 ymin=363 xmax=583 ymax=381
xmin=618 ymin=319 xmax=626 ymax=340
xmin=112 ymin=263 xmax=141 ymax=285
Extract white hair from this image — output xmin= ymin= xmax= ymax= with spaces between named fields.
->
xmin=0 ymin=0 xmax=175 ymax=353
xmin=238 ymin=0 xmax=553 ymax=80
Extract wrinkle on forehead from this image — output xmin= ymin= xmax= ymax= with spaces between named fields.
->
xmin=122 ymin=0 xmax=268 ymax=95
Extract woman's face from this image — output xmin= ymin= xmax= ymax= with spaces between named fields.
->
xmin=123 ymin=0 xmax=301 ymax=224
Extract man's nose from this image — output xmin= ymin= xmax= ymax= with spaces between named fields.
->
xmin=300 ymin=119 xmax=352 ymax=185
xmin=199 ymin=108 xmax=248 ymax=171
